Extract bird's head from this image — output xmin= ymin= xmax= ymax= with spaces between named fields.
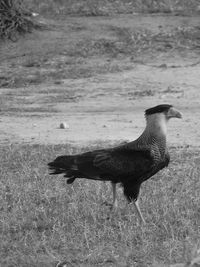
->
xmin=145 ymin=104 xmax=182 ymax=120
xmin=144 ymin=104 xmax=182 ymax=136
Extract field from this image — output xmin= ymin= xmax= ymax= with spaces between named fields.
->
xmin=1 ymin=145 xmax=200 ymax=267
xmin=0 ymin=1 xmax=200 ymax=266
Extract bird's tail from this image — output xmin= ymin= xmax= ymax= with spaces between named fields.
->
xmin=48 ymin=155 xmax=81 ymax=184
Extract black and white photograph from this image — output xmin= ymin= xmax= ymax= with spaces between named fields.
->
xmin=0 ymin=0 xmax=200 ymax=266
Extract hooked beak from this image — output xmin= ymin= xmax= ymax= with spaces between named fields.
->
xmin=167 ymin=107 xmax=182 ymax=119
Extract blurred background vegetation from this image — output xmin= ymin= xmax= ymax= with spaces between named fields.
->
xmin=1 ymin=0 xmax=200 ymax=40
xmin=25 ymin=0 xmax=200 ymax=15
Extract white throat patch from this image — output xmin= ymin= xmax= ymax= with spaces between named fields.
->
xmin=146 ymin=113 xmax=168 ymax=137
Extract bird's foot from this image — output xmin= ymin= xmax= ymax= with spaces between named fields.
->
xmin=102 ymin=201 xmax=118 ymax=220
xmin=101 ymin=202 xmax=112 ymax=220
xmin=102 ymin=201 xmax=113 ymax=211
xmin=102 ymin=201 xmax=118 ymax=211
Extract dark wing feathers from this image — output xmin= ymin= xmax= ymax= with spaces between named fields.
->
xmin=48 ymin=145 xmax=155 ymax=184
xmin=48 ymin=150 xmax=109 ymax=180
xmin=93 ymin=148 xmax=154 ymax=182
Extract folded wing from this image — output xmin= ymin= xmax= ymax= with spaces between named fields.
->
xmin=48 ymin=145 xmax=154 ymax=184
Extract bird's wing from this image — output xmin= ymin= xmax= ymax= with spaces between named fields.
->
xmin=95 ymin=147 xmax=154 ymax=176
xmin=74 ymin=145 xmax=154 ymax=180
xmin=74 ymin=150 xmax=110 ymax=178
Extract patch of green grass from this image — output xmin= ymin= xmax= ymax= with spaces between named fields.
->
xmin=0 ymin=144 xmax=199 ymax=266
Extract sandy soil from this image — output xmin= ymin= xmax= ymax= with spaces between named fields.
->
xmin=0 ymin=15 xmax=200 ymax=147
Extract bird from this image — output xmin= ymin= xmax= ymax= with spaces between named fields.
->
xmin=48 ymin=104 xmax=182 ymax=224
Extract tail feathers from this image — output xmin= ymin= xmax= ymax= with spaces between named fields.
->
xmin=48 ymin=155 xmax=83 ymax=184
xmin=48 ymin=155 xmax=75 ymax=173
xmin=49 ymin=155 xmax=75 ymax=167
xmin=48 ymin=167 xmax=65 ymax=175
xmin=66 ymin=177 xmax=76 ymax=184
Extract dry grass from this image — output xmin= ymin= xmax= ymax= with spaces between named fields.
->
xmin=0 ymin=143 xmax=199 ymax=266
xmin=1 ymin=1 xmax=200 ymax=88
xmin=1 ymin=19 xmax=200 ymax=88
xmin=25 ymin=0 xmax=200 ymax=16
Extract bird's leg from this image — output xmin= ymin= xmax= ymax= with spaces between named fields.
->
xmin=133 ymin=200 xmax=146 ymax=224
xmin=111 ymin=182 xmax=118 ymax=210
xmin=103 ymin=182 xmax=117 ymax=214
xmin=105 ymin=183 xmax=118 ymax=220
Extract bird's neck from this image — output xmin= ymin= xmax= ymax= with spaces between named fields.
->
xmin=140 ymin=114 xmax=168 ymax=146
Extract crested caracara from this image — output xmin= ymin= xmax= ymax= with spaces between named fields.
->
xmin=48 ymin=104 xmax=182 ymax=224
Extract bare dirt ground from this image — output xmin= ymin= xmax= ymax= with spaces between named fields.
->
xmin=0 ymin=14 xmax=200 ymax=147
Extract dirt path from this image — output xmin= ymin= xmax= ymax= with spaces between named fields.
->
xmin=1 ymin=62 xmax=200 ymax=147
xmin=0 ymin=15 xmax=200 ymax=147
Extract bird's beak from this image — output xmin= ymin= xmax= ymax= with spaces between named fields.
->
xmin=167 ymin=107 xmax=182 ymax=119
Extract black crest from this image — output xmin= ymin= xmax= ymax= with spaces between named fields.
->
xmin=145 ymin=104 xmax=172 ymax=116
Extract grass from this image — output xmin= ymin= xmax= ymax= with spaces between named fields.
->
xmin=0 ymin=143 xmax=199 ymax=266
xmin=1 ymin=1 xmax=200 ymax=90
xmin=25 ymin=0 xmax=200 ymax=16
xmin=1 ymin=21 xmax=200 ymax=89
